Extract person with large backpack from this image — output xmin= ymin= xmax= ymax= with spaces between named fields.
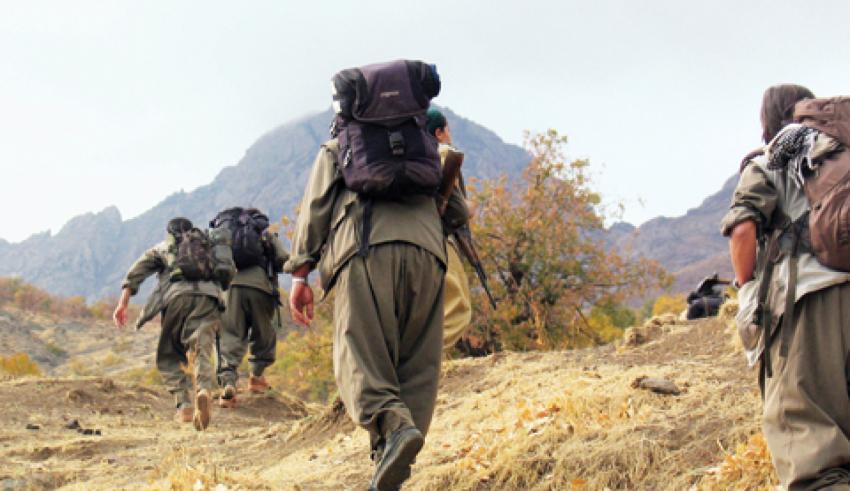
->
xmin=113 ymin=217 xmax=235 ymax=431
xmin=286 ymin=60 xmax=461 ymax=491
xmin=211 ymin=207 xmax=288 ymax=407
xmin=424 ymin=108 xmax=474 ymax=352
xmin=723 ymin=85 xmax=850 ymax=489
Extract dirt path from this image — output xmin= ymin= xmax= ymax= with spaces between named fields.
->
xmin=0 ymin=317 xmax=765 ymax=490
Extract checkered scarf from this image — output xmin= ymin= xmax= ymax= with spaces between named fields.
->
xmin=766 ymin=124 xmax=820 ymax=189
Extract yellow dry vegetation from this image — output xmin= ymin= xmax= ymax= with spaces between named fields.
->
xmin=700 ymin=433 xmax=777 ymax=490
xmin=249 ymin=318 xmax=777 ymax=490
xmin=119 ymin=366 xmax=164 ymax=386
xmin=651 ymin=293 xmax=687 ymax=317
xmin=0 ymin=352 xmax=42 ymax=378
xmin=147 ymin=448 xmax=267 ymax=491
xmin=0 ymin=315 xmax=778 ymax=490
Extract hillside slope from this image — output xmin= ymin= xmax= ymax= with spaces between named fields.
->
xmin=611 ymin=175 xmax=737 ymax=292
xmin=0 ymin=108 xmax=529 ymax=301
xmin=0 ymin=315 xmax=772 ymax=490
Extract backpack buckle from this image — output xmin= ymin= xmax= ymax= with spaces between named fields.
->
xmin=388 ymin=131 xmax=405 ymax=156
xmin=343 ymin=148 xmax=353 ymax=168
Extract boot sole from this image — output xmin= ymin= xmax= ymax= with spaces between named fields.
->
xmin=373 ymin=430 xmax=424 ymax=491
xmin=193 ymin=391 xmax=211 ymax=431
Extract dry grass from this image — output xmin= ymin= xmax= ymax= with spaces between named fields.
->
xmin=147 ymin=447 xmax=270 ymax=490
xmin=407 ymin=350 xmax=760 ymax=490
xmin=119 ymin=365 xmax=164 ymax=386
xmin=1 ymin=316 xmax=777 ymax=490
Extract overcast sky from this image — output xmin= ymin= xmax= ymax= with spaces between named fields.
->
xmin=1 ymin=1 xmax=848 ymax=242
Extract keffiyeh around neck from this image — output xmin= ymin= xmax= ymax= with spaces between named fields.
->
xmin=767 ymin=124 xmax=821 ymax=189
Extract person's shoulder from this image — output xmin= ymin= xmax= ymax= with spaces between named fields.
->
xmin=739 ymin=146 xmax=767 ymax=173
xmin=150 ymin=240 xmax=171 ymax=256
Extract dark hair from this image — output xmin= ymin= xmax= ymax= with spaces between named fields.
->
xmin=760 ymin=84 xmax=815 ymax=143
xmin=426 ymin=107 xmax=447 ymax=137
xmin=167 ymin=217 xmax=193 ymax=235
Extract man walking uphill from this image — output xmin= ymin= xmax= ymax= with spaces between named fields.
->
xmin=113 ymin=217 xmax=234 ymax=431
xmin=286 ymin=60 xmax=454 ymax=490
xmin=723 ymin=84 xmax=850 ymax=489
xmin=213 ymin=207 xmax=288 ymax=407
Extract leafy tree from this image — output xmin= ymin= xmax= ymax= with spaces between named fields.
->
xmin=466 ymin=130 xmax=670 ymax=351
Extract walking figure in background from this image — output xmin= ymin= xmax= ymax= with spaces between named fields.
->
xmin=113 ymin=217 xmax=234 ymax=431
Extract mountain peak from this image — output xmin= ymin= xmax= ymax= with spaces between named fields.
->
xmin=0 ymin=108 xmax=529 ymax=300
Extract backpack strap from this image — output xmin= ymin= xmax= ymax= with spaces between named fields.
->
xmin=358 ymin=199 xmax=373 ymax=258
xmin=759 ymin=211 xmax=808 ymax=383
xmin=755 ymin=224 xmax=782 ymax=380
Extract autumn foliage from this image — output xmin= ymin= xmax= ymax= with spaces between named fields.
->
xmin=0 ymin=276 xmax=130 ymax=321
xmin=466 ymin=130 xmax=670 ymax=351
xmin=0 ymin=352 xmax=42 ymax=378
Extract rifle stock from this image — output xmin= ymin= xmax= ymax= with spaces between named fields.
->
xmin=438 ymin=147 xmax=464 ymax=216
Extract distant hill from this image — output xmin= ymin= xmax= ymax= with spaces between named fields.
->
xmin=0 ymin=108 xmax=530 ymax=300
xmin=610 ymin=175 xmax=737 ymax=293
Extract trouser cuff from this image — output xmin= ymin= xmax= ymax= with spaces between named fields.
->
xmin=250 ymin=364 xmax=268 ymax=377
xmin=377 ymin=410 xmax=414 ymax=439
xmin=172 ymin=390 xmax=192 ymax=408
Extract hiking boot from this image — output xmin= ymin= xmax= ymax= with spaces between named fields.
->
xmin=219 ymin=384 xmax=237 ymax=408
xmin=248 ymin=375 xmax=270 ymax=393
xmin=174 ymin=404 xmax=193 ymax=424
xmin=193 ymin=389 xmax=211 ymax=431
xmin=370 ymin=427 xmax=423 ymax=491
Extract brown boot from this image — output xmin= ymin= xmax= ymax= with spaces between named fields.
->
xmin=218 ymin=384 xmax=237 ymax=409
xmin=193 ymin=390 xmax=211 ymax=431
xmin=174 ymin=404 xmax=193 ymax=424
xmin=248 ymin=375 xmax=270 ymax=393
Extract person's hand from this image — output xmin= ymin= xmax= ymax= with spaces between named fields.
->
xmin=290 ymin=279 xmax=314 ymax=327
xmin=113 ymin=288 xmax=132 ymax=329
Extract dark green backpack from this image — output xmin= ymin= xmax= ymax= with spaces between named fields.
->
xmin=169 ymin=228 xmax=215 ymax=282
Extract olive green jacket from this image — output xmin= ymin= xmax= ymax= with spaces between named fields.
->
xmin=122 ymin=240 xmax=224 ymax=329
xmin=284 ymin=139 xmax=447 ymax=292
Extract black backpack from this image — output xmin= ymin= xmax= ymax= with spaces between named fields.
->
xmin=210 ymin=207 xmax=271 ymax=270
xmin=331 ymin=60 xmax=442 ymax=199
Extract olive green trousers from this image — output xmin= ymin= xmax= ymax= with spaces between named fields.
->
xmin=217 ymin=286 xmax=277 ymax=386
xmin=763 ymin=282 xmax=850 ymax=490
xmin=157 ymin=294 xmax=220 ymax=407
xmin=332 ymin=243 xmax=444 ymax=451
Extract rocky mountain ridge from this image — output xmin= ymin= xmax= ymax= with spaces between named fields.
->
xmin=0 ymin=107 xmax=530 ymax=300
xmin=610 ymin=175 xmax=737 ymax=292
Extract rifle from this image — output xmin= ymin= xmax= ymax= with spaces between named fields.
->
xmin=453 ymin=225 xmax=497 ymax=310
xmin=436 ymin=145 xmax=497 ymax=310
xmin=437 ymin=146 xmax=464 ymax=215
